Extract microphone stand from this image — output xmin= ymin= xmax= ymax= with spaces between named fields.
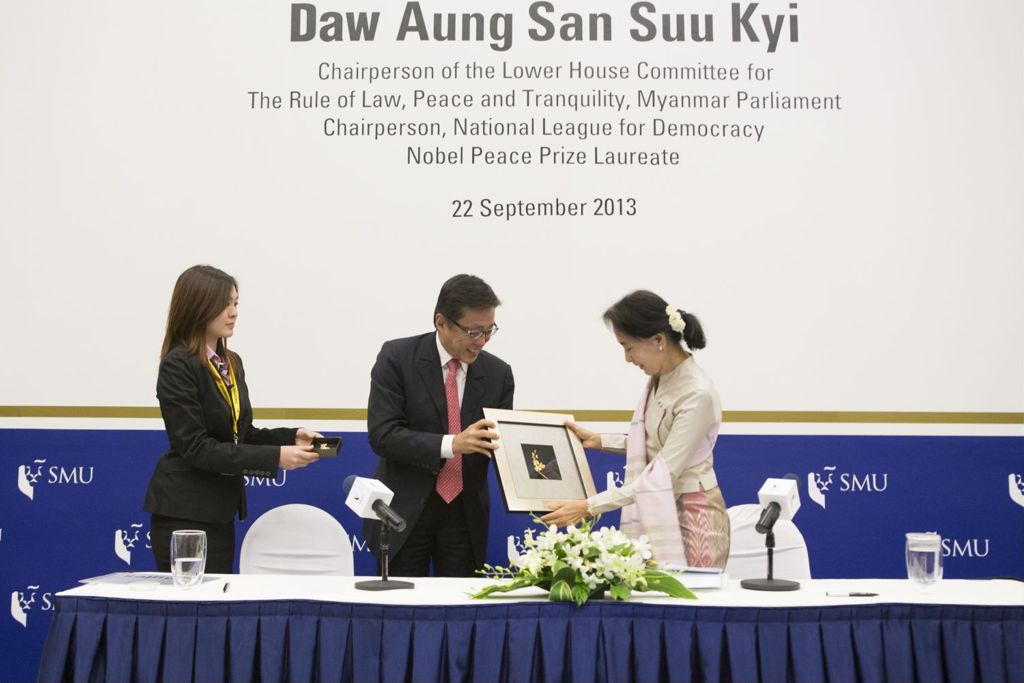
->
xmin=355 ymin=520 xmax=415 ymax=591
xmin=740 ymin=530 xmax=800 ymax=591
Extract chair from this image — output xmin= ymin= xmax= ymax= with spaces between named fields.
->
xmin=726 ymin=504 xmax=811 ymax=581
xmin=239 ymin=504 xmax=354 ymax=575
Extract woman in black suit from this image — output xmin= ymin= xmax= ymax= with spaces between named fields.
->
xmin=144 ymin=265 xmax=321 ymax=573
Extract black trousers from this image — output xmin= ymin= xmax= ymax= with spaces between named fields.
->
xmin=150 ymin=513 xmax=236 ymax=574
xmin=386 ymin=492 xmax=476 ymax=578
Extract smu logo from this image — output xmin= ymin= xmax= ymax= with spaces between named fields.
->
xmin=1010 ymin=474 xmax=1024 ymax=508
xmin=10 ymin=584 xmax=53 ymax=627
xmin=942 ymin=537 xmax=991 ymax=559
xmin=808 ymin=466 xmax=889 ymax=509
xmin=506 ymin=534 xmax=527 ymax=565
xmin=17 ymin=459 xmax=95 ymax=500
xmin=245 ymin=471 xmax=287 ymax=487
xmin=807 ymin=466 xmax=836 ymax=508
xmin=16 ymin=460 xmax=46 ymax=500
xmin=348 ymin=533 xmax=371 ymax=553
xmin=114 ymin=523 xmax=151 ymax=566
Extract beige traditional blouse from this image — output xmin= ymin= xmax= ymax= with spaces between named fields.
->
xmin=588 ymin=357 xmax=722 ymax=514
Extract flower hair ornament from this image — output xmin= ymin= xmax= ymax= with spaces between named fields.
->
xmin=665 ymin=305 xmax=686 ymax=334
xmin=665 ymin=305 xmax=693 ymax=352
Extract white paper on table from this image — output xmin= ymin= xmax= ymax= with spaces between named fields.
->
xmin=80 ymin=572 xmax=221 ymax=586
xmin=660 ymin=565 xmax=726 ymax=590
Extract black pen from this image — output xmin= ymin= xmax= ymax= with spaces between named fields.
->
xmin=826 ymin=591 xmax=878 ymax=597
xmin=222 ymin=581 xmax=231 ymax=593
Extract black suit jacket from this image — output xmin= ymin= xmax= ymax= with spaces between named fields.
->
xmin=365 ymin=332 xmax=514 ymax=566
xmin=144 ymin=346 xmax=296 ymax=524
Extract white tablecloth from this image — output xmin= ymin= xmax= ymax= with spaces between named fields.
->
xmin=59 ymin=574 xmax=1024 ymax=608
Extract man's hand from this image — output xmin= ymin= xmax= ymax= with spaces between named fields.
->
xmin=453 ymin=419 xmax=500 ymax=457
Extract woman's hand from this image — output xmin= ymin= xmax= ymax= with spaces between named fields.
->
xmin=279 ymin=445 xmax=318 ymax=470
xmin=565 ymin=420 xmax=601 ymax=449
xmin=295 ymin=428 xmax=323 ymax=447
xmin=540 ymin=500 xmax=590 ymax=527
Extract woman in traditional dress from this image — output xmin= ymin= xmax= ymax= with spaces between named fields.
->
xmin=542 ymin=290 xmax=730 ymax=568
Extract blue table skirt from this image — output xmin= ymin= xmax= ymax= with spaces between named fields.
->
xmin=37 ymin=597 xmax=1024 ymax=683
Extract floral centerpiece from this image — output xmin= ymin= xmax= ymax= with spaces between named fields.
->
xmin=472 ymin=519 xmax=696 ymax=606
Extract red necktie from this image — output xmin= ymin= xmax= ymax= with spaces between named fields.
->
xmin=435 ymin=358 xmax=463 ymax=503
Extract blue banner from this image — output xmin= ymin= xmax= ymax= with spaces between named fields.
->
xmin=2 ymin=429 xmax=1022 ymax=683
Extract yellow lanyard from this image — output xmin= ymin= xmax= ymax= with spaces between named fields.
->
xmin=207 ymin=360 xmax=240 ymax=443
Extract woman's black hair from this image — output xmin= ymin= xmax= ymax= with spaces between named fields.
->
xmin=602 ymin=290 xmax=706 ymax=350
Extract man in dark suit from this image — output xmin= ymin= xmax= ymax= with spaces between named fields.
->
xmin=366 ymin=274 xmax=514 ymax=577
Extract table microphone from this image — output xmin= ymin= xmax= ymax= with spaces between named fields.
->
xmin=343 ymin=475 xmax=407 ymax=532
xmin=344 ymin=475 xmax=414 ymax=591
xmin=755 ymin=501 xmax=782 ymax=535
xmin=742 ymin=473 xmax=803 ymax=592
xmin=755 ymin=473 xmax=801 ymax=534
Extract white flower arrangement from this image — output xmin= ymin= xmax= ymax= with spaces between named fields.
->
xmin=666 ymin=305 xmax=686 ymax=334
xmin=472 ymin=519 xmax=695 ymax=606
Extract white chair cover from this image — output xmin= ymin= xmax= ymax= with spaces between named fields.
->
xmin=726 ymin=504 xmax=811 ymax=581
xmin=239 ymin=504 xmax=354 ymax=575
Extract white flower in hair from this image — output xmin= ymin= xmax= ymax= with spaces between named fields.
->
xmin=665 ymin=305 xmax=686 ymax=334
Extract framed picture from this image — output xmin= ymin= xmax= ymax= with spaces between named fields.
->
xmin=483 ymin=408 xmax=597 ymax=513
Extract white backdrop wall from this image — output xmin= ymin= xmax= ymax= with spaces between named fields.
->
xmin=1 ymin=0 xmax=1022 ymax=415
xmin=3 ymin=4 xmax=1024 ymax=682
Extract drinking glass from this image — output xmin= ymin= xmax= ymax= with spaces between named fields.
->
xmin=905 ymin=532 xmax=942 ymax=590
xmin=170 ymin=530 xmax=207 ymax=587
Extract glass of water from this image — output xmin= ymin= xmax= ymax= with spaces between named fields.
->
xmin=905 ymin=532 xmax=943 ymax=590
xmin=170 ymin=530 xmax=207 ymax=587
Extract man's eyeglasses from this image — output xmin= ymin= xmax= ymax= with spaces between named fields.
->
xmin=449 ymin=319 xmax=499 ymax=341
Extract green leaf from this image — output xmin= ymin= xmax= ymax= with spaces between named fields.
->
xmin=609 ymin=582 xmax=632 ymax=601
xmin=571 ymin=583 xmax=590 ymax=607
xmin=471 ymin=577 xmax=537 ymax=600
xmin=549 ymin=580 xmax=574 ymax=602
xmin=642 ymin=570 xmax=697 ymax=600
xmin=552 ymin=563 xmax=576 ymax=586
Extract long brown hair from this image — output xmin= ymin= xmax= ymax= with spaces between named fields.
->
xmin=161 ymin=265 xmax=238 ymax=364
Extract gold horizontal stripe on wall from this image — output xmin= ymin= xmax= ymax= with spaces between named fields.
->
xmin=0 ymin=406 xmax=163 ymax=418
xmin=0 ymin=406 xmax=1022 ymax=424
